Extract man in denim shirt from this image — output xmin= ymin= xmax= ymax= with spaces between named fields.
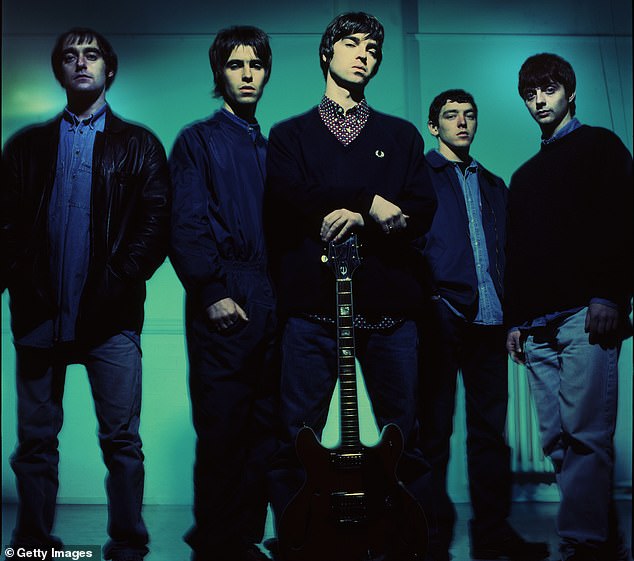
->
xmin=1 ymin=28 xmax=171 ymax=561
xmin=419 ymin=89 xmax=548 ymax=561
xmin=506 ymin=53 xmax=632 ymax=561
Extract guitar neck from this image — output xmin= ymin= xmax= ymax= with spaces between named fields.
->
xmin=336 ymin=277 xmax=361 ymax=449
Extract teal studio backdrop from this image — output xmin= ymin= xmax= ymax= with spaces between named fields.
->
xmin=2 ymin=0 xmax=632 ymax=510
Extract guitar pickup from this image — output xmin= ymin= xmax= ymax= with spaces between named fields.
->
xmin=330 ymin=491 xmax=368 ymax=525
xmin=330 ymin=451 xmax=364 ymax=469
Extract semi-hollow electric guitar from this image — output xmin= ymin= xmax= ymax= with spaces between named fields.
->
xmin=278 ymin=234 xmax=428 ymax=561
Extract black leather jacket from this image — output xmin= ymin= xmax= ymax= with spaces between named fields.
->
xmin=1 ymin=107 xmax=171 ymax=343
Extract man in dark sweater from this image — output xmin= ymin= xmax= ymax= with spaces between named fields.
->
xmin=169 ymin=27 xmax=276 ymax=561
xmin=265 ymin=10 xmax=437 ymax=555
xmin=505 ymin=53 xmax=632 ymax=561
xmin=419 ymin=89 xmax=548 ymax=561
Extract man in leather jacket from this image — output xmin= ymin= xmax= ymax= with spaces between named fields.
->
xmin=1 ymin=27 xmax=170 ymax=561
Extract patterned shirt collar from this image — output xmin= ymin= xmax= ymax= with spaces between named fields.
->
xmin=318 ymin=96 xmax=370 ymax=146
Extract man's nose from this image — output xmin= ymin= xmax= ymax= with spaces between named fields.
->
xmin=457 ymin=114 xmax=467 ymax=126
xmin=535 ymin=90 xmax=545 ymax=104
xmin=75 ymin=55 xmax=87 ymax=69
xmin=243 ymin=66 xmax=253 ymax=81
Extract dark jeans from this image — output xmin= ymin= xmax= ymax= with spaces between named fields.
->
xmin=184 ymin=267 xmax=279 ymax=559
xmin=10 ymin=333 xmax=148 ymax=560
xmin=268 ymin=317 xmax=431 ymax=527
xmin=418 ymin=298 xmax=511 ymax=552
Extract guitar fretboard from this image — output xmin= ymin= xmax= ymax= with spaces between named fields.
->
xmin=336 ymin=278 xmax=361 ymax=449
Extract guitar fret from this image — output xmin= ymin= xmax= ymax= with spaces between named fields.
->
xmin=331 ymin=239 xmax=361 ymax=447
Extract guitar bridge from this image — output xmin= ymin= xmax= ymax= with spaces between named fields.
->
xmin=330 ymin=451 xmax=364 ymax=470
xmin=331 ymin=491 xmax=368 ymax=525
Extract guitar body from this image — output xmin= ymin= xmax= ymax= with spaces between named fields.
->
xmin=279 ymin=424 xmax=428 ymax=561
xmin=278 ymin=235 xmax=428 ymax=560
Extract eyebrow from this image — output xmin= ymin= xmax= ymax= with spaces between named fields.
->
xmin=442 ymin=108 xmax=475 ymax=115
xmin=525 ymin=81 xmax=559 ymax=91
xmin=343 ymin=35 xmax=378 ymax=50
xmin=62 ymin=46 xmax=102 ymax=55
xmin=225 ymin=57 xmax=263 ymax=65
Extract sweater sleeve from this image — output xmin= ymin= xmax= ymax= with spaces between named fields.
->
xmin=0 ymin=135 xmax=21 ymax=292
xmin=168 ymin=127 xmax=229 ymax=309
xmin=587 ymin=130 xmax=633 ymax=309
xmin=390 ymin=126 xmax=437 ymax=240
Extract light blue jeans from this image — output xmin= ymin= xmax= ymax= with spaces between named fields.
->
xmin=523 ymin=307 xmax=620 ymax=558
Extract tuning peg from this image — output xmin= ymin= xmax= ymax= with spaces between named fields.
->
xmin=321 ymin=255 xmax=328 ymax=263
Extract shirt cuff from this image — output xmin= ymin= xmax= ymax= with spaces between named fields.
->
xmin=590 ymin=297 xmax=618 ymax=309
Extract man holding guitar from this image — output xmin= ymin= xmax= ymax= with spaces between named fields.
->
xmin=265 ymin=12 xmax=437 ymax=560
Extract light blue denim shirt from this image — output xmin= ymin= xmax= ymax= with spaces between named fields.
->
xmin=50 ymin=104 xmax=107 ymax=342
xmin=451 ymin=158 xmax=503 ymax=325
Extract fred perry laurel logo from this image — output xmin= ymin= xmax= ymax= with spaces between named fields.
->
xmin=375 ymin=149 xmax=385 ymax=158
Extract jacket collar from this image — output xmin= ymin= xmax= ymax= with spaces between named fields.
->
xmin=103 ymin=106 xmax=126 ymax=134
xmin=218 ymin=107 xmax=261 ymax=133
xmin=425 ymin=149 xmax=477 ymax=171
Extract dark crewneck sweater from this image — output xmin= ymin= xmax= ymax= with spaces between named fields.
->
xmin=504 ymin=125 xmax=632 ymax=328
xmin=265 ymin=106 xmax=436 ymax=318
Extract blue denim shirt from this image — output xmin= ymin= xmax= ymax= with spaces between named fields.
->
xmin=452 ymin=159 xmax=503 ymax=325
xmin=52 ymin=105 xmax=107 ymax=342
xmin=17 ymin=104 xmax=106 ymax=346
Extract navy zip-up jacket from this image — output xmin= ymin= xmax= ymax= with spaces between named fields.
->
xmin=169 ymin=109 xmax=267 ymax=309
xmin=422 ymin=150 xmax=507 ymax=321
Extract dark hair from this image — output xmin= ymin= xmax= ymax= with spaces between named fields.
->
xmin=518 ymin=53 xmax=576 ymax=116
xmin=428 ymin=89 xmax=477 ymax=126
xmin=51 ymin=27 xmax=118 ymax=90
xmin=209 ymin=26 xmax=272 ymax=99
xmin=319 ymin=12 xmax=384 ymax=79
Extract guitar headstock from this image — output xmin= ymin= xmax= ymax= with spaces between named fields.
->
xmin=322 ymin=234 xmax=362 ymax=280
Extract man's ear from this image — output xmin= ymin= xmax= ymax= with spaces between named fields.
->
xmin=427 ymin=122 xmax=439 ymax=137
xmin=568 ymin=91 xmax=576 ymax=103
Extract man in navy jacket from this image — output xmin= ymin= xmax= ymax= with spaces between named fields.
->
xmin=419 ymin=90 xmax=547 ymax=561
xmin=169 ymin=26 xmax=276 ymax=561
xmin=265 ymin=12 xmax=437 ymax=550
